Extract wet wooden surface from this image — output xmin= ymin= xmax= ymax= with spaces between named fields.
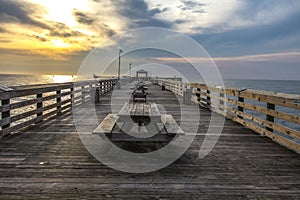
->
xmin=0 ymin=84 xmax=299 ymax=199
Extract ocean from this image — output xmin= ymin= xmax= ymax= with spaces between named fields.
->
xmin=0 ymin=74 xmax=299 ymax=94
xmin=0 ymin=74 xmax=76 ymax=87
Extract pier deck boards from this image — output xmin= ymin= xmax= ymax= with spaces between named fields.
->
xmin=0 ymin=84 xmax=299 ymax=199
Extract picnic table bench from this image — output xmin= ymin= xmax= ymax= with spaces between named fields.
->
xmin=132 ymin=84 xmax=148 ymax=102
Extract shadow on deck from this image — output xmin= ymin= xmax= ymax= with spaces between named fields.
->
xmin=0 ymin=84 xmax=299 ymax=199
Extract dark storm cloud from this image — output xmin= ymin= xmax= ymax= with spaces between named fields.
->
xmin=0 ymin=0 xmax=48 ymax=29
xmin=112 ymin=0 xmax=170 ymax=28
xmin=73 ymin=9 xmax=95 ymax=25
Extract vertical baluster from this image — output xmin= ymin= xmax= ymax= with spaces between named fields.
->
xmin=238 ymin=97 xmax=244 ymax=119
xmin=1 ymin=98 xmax=10 ymax=129
xmin=100 ymin=82 xmax=104 ymax=95
xmin=219 ymin=90 xmax=224 ymax=111
xmin=207 ymin=89 xmax=211 ymax=108
xmin=36 ymin=93 xmax=43 ymax=123
xmin=196 ymin=87 xmax=201 ymax=107
xmin=57 ymin=90 xmax=61 ymax=115
xmin=266 ymin=103 xmax=275 ymax=132
xmin=90 ymin=84 xmax=93 ymax=101
xmin=81 ymin=86 xmax=85 ymax=103
xmin=70 ymin=86 xmax=74 ymax=105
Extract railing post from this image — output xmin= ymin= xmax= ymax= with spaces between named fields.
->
xmin=1 ymin=98 xmax=10 ymax=129
xmin=196 ymin=87 xmax=201 ymax=107
xmin=89 ymin=84 xmax=93 ymax=102
xmin=101 ymin=82 xmax=104 ymax=95
xmin=107 ymin=81 xmax=109 ymax=92
xmin=70 ymin=86 xmax=74 ymax=105
xmin=266 ymin=103 xmax=275 ymax=132
xmin=57 ymin=90 xmax=61 ymax=115
xmin=162 ymin=83 xmax=166 ymax=90
xmin=111 ymin=81 xmax=114 ymax=91
xmin=91 ymin=86 xmax=100 ymax=103
xmin=81 ymin=86 xmax=85 ymax=103
xmin=183 ymin=88 xmax=192 ymax=105
xmin=104 ymin=81 xmax=107 ymax=93
xmin=219 ymin=91 xmax=224 ymax=111
xmin=207 ymin=89 xmax=211 ymax=108
xmin=36 ymin=93 xmax=43 ymax=123
xmin=238 ymin=97 xmax=244 ymax=119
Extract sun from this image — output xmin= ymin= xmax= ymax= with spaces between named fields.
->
xmin=31 ymin=0 xmax=89 ymax=27
xmin=51 ymin=39 xmax=71 ymax=48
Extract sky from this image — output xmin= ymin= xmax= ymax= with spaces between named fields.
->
xmin=0 ymin=0 xmax=300 ymax=80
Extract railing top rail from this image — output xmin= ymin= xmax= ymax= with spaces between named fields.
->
xmin=0 ymin=79 xmax=117 ymax=100
xmin=157 ymin=80 xmax=300 ymax=101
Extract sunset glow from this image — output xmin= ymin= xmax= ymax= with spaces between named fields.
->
xmin=51 ymin=39 xmax=71 ymax=48
xmin=52 ymin=75 xmax=74 ymax=83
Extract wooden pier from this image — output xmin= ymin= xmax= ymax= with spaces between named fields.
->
xmin=0 ymin=79 xmax=299 ymax=199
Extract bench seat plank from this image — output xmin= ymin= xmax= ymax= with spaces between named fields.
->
xmin=149 ymin=103 xmax=160 ymax=116
xmin=161 ymin=114 xmax=184 ymax=135
xmin=93 ymin=114 xmax=119 ymax=134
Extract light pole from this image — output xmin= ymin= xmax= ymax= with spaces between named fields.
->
xmin=117 ymin=49 xmax=123 ymax=89
xmin=118 ymin=49 xmax=123 ymax=80
xmin=129 ymin=63 xmax=132 ymax=77
xmin=129 ymin=63 xmax=132 ymax=83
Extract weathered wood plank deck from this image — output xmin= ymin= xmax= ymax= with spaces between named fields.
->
xmin=0 ymin=84 xmax=299 ymax=199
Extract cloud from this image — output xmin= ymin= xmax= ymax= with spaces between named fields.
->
xmin=0 ymin=26 xmax=5 ymax=32
xmin=144 ymin=0 xmax=235 ymax=34
xmin=73 ymin=9 xmax=95 ymax=25
xmin=231 ymin=0 xmax=300 ymax=27
xmin=142 ymin=0 xmax=300 ymax=35
xmin=0 ymin=0 xmax=123 ymax=55
xmin=192 ymin=9 xmax=300 ymax=57
xmin=150 ymin=51 xmax=300 ymax=80
xmin=110 ymin=0 xmax=170 ymax=28
xmin=29 ymin=34 xmax=48 ymax=42
xmin=0 ymin=0 xmax=48 ymax=29
xmin=179 ymin=0 xmax=206 ymax=12
xmin=152 ymin=51 xmax=300 ymax=63
xmin=48 ymin=22 xmax=83 ymax=38
xmin=0 ymin=0 xmax=299 ymax=78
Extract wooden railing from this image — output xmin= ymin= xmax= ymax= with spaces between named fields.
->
xmin=0 ymin=79 xmax=117 ymax=138
xmin=156 ymin=79 xmax=300 ymax=153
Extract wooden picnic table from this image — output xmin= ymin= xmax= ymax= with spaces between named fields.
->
xmin=93 ymin=102 xmax=184 ymax=142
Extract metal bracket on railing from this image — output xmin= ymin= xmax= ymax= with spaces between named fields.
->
xmin=0 ymin=85 xmax=13 ymax=91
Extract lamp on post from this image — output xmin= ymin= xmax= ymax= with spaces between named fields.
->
xmin=117 ymin=49 xmax=123 ymax=89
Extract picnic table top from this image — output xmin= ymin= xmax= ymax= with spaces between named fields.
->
xmin=118 ymin=102 xmax=160 ymax=117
